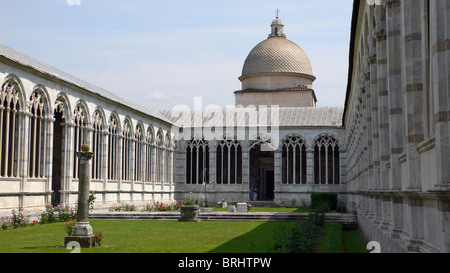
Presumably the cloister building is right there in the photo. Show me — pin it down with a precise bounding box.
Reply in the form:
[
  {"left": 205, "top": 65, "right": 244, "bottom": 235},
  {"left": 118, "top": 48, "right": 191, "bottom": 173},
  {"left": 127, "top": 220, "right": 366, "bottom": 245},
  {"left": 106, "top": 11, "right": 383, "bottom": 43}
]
[{"left": 0, "top": 0, "right": 449, "bottom": 253}]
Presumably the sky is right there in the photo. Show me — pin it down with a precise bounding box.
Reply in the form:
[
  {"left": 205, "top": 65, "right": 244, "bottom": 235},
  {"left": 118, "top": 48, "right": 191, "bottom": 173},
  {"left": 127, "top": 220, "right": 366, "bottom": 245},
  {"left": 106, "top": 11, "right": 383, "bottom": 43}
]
[{"left": 0, "top": 0, "right": 354, "bottom": 111}]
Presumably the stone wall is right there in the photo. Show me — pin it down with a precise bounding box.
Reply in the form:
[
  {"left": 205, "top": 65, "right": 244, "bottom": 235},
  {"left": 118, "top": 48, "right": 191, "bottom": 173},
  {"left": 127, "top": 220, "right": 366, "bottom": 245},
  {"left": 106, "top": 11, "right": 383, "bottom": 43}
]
[
  {"left": 343, "top": 0, "right": 450, "bottom": 253},
  {"left": 0, "top": 50, "right": 176, "bottom": 216}
]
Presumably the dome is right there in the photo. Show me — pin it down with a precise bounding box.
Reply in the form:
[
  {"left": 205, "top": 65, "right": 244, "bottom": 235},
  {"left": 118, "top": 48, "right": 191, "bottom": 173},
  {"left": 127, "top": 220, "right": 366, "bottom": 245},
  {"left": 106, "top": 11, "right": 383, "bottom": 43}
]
[
  {"left": 240, "top": 37, "right": 314, "bottom": 79},
  {"left": 271, "top": 17, "right": 283, "bottom": 25}
]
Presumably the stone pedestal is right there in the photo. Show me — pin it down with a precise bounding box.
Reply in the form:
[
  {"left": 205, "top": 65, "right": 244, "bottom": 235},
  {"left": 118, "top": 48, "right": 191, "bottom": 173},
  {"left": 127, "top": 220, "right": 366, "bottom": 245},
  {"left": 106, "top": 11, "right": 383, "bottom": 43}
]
[
  {"left": 237, "top": 203, "right": 248, "bottom": 212},
  {"left": 227, "top": 205, "right": 236, "bottom": 212},
  {"left": 64, "top": 235, "right": 98, "bottom": 248},
  {"left": 65, "top": 148, "right": 97, "bottom": 248},
  {"left": 179, "top": 205, "right": 200, "bottom": 222}
]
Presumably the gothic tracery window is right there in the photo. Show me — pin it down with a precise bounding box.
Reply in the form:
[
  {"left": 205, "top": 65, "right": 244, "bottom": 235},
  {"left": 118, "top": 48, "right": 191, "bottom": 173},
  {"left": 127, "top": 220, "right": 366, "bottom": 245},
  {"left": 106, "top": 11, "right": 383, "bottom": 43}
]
[
  {"left": 0, "top": 81, "right": 21, "bottom": 178},
  {"left": 122, "top": 119, "right": 133, "bottom": 181},
  {"left": 134, "top": 124, "right": 144, "bottom": 182},
  {"left": 28, "top": 90, "right": 48, "bottom": 179},
  {"left": 216, "top": 139, "right": 242, "bottom": 184},
  {"left": 155, "top": 130, "right": 163, "bottom": 183},
  {"left": 186, "top": 139, "right": 209, "bottom": 184},
  {"left": 91, "top": 110, "right": 104, "bottom": 180},
  {"left": 108, "top": 115, "right": 119, "bottom": 181},
  {"left": 314, "top": 135, "right": 340, "bottom": 185},
  {"left": 72, "top": 104, "right": 88, "bottom": 179},
  {"left": 144, "top": 127, "right": 154, "bottom": 182},
  {"left": 164, "top": 133, "right": 172, "bottom": 184},
  {"left": 282, "top": 135, "right": 307, "bottom": 184}
]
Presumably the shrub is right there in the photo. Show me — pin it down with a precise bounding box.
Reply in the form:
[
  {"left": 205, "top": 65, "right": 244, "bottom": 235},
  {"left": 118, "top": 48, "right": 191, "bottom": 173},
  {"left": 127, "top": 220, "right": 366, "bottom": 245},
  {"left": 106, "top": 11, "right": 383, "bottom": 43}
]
[
  {"left": 94, "top": 231, "right": 104, "bottom": 246},
  {"left": 40, "top": 204, "right": 57, "bottom": 224},
  {"left": 64, "top": 220, "right": 76, "bottom": 235},
  {"left": 11, "top": 208, "right": 28, "bottom": 228},
  {"left": 57, "top": 206, "right": 77, "bottom": 222},
  {"left": 273, "top": 210, "right": 326, "bottom": 253},
  {"left": 182, "top": 198, "right": 196, "bottom": 206},
  {"left": 311, "top": 193, "right": 338, "bottom": 212},
  {"left": 109, "top": 203, "right": 136, "bottom": 212},
  {"left": 39, "top": 204, "right": 77, "bottom": 224},
  {"left": 154, "top": 201, "right": 171, "bottom": 211},
  {"left": 1, "top": 216, "right": 12, "bottom": 230}
]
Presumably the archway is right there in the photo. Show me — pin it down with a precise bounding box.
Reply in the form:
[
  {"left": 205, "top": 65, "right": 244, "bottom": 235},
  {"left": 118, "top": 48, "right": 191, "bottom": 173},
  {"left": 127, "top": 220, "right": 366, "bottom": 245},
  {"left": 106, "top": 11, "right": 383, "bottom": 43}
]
[
  {"left": 51, "top": 99, "right": 67, "bottom": 206},
  {"left": 249, "top": 142, "right": 274, "bottom": 201}
]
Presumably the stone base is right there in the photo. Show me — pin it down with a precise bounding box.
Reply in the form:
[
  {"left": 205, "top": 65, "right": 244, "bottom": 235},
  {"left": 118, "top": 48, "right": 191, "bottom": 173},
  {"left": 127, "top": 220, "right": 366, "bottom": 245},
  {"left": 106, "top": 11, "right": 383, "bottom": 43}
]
[
  {"left": 64, "top": 235, "right": 98, "bottom": 248},
  {"left": 237, "top": 203, "right": 248, "bottom": 212},
  {"left": 199, "top": 208, "right": 214, "bottom": 213},
  {"left": 71, "top": 221, "right": 94, "bottom": 236},
  {"left": 179, "top": 206, "right": 200, "bottom": 222}
]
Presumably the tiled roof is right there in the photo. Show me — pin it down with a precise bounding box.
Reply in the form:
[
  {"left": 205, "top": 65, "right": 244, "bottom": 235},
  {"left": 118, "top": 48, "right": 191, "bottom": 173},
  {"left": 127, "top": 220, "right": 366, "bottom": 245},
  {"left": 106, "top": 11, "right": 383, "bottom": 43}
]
[
  {"left": 0, "top": 43, "right": 172, "bottom": 125},
  {"left": 161, "top": 107, "right": 343, "bottom": 128},
  {"left": 241, "top": 37, "right": 314, "bottom": 78}
]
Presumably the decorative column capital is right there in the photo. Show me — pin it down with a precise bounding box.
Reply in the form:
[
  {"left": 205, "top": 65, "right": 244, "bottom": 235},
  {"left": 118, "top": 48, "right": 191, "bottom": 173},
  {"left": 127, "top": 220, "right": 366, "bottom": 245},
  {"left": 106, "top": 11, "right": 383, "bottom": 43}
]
[{"left": 77, "top": 145, "right": 94, "bottom": 161}]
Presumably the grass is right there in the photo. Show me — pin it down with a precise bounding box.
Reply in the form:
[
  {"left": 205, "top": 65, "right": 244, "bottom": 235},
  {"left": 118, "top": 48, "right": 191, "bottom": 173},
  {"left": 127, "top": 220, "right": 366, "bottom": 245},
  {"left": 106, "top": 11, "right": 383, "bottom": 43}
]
[
  {"left": 320, "top": 222, "right": 344, "bottom": 253},
  {"left": 0, "top": 211, "right": 367, "bottom": 253},
  {"left": 319, "top": 222, "right": 368, "bottom": 253},
  {"left": 0, "top": 220, "right": 298, "bottom": 253}
]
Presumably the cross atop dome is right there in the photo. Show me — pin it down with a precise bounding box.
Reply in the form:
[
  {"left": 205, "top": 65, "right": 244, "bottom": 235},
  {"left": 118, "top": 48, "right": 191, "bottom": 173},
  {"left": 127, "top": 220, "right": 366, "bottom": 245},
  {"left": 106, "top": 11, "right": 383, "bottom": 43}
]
[{"left": 269, "top": 11, "right": 286, "bottom": 38}]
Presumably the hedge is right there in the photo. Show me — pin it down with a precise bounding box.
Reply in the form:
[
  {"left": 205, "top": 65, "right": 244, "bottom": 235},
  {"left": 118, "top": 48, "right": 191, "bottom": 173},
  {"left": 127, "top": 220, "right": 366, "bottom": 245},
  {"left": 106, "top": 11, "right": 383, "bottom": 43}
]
[{"left": 311, "top": 193, "right": 338, "bottom": 211}]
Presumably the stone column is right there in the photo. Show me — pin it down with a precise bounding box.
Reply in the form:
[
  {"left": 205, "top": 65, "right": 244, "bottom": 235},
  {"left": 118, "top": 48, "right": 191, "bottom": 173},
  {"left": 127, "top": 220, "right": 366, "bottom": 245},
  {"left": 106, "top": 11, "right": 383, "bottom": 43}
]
[
  {"left": 386, "top": 0, "right": 404, "bottom": 192},
  {"left": 241, "top": 141, "right": 250, "bottom": 200},
  {"left": 375, "top": 6, "right": 391, "bottom": 191},
  {"left": 306, "top": 149, "right": 314, "bottom": 184},
  {"left": 65, "top": 146, "right": 97, "bottom": 248},
  {"left": 273, "top": 149, "right": 282, "bottom": 203},
  {"left": 430, "top": 0, "right": 450, "bottom": 190},
  {"left": 368, "top": 37, "right": 381, "bottom": 193},
  {"left": 401, "top": 0, "right": 425, "bottom": 191}
]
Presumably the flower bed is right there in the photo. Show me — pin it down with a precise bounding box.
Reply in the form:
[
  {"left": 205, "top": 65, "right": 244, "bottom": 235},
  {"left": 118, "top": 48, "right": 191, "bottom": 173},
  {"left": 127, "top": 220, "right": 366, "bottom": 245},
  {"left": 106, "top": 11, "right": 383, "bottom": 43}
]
[{"left": 1, "top": 204, "right": 77, "bottom": 230}]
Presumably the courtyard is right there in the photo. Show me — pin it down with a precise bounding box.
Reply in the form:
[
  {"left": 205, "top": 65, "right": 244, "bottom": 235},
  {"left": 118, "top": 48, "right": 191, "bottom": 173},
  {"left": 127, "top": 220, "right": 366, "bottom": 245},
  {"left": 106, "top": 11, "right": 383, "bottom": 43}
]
[{"left": 0, "top": 206, "right": 367, "bottom": 253}]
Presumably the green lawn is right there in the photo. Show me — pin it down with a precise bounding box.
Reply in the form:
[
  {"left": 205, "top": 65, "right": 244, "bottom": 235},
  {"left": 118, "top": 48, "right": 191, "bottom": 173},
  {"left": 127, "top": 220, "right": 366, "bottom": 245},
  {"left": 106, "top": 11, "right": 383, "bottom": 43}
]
[
  {"left": 0, "top": 220, "right": 297, "bottom": 253},
  {"left": 0, "top": 219, "right": 367, "bottom": 253},
  {"left": 319, "top": 222, "right": 368, "bottom": 253}
]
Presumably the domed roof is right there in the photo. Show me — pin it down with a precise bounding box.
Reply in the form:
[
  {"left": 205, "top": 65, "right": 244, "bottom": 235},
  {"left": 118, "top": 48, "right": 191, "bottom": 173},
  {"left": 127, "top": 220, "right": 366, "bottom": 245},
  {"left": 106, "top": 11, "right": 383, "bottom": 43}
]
[
  {"left": 240, "top": 37, "right": 314, "bottom": 78},
  {"left": 271, "top": 17, "right": 283, "bottom": 26},
  {"left": 240, "top": 16, "right": 314, "bottom": 79}
]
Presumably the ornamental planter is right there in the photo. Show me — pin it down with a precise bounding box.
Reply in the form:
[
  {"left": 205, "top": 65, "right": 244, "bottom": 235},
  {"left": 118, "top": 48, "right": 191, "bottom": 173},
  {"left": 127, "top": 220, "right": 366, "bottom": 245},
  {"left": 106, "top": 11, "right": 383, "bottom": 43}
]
[{"left": 178, "top": 205, "right": 200, "bottom": 222}]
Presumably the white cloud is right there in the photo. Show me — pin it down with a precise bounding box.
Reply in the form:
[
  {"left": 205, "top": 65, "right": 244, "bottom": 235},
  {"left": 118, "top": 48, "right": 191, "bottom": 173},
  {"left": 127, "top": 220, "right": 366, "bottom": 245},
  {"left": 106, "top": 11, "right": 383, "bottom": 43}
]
[{"left": 66, "top": 0, "right": 81, "bottom": 6}]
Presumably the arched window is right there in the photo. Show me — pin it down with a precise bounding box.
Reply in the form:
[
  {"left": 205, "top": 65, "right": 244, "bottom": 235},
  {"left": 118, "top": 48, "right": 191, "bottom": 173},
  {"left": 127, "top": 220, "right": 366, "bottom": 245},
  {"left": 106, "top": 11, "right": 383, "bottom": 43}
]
[
  {"left": 155, "top": 130, "right": 163, "bottom": 183},
  {"left": 134, "top": 124, "right": 144, "bottom": 182},
  {"left": 164, "top": 133, "right": 172, "bottom": 184},
  {"left": 0, "top": 81, "right": 21, "bottom": 178},
  {"left": 72, "top": 104, "right": 88, "bottom": 179},
  {"left": 216, "top": 139, "right": 242, "bottom": 184},
  {"left": 314, "top": 135, "right": 340, "bottom": 185},
  {"left": 108, "top": 115, "right": 119, "bottom": 181},
  {"left": 186, "top": 139, "right": 209, "bottom": 184},
  {"left": 28, "top": 90, "right": 48, "bottom": 178},
  {"left": 144, "top": 127, "right": 154, "bottom": 182},
  {"left": 282, "top": 135, "right": 307, "bottom": 184},
  {"left": 91, "top": 110, "right": 104, "bottom": 180},
  {"left": 122, "top": 119, "right": 133, "bottom": 181}
]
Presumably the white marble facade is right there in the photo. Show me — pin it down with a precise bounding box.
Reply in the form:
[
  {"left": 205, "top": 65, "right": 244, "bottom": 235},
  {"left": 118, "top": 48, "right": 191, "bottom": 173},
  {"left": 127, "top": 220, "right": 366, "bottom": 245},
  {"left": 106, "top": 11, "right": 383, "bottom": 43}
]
[
  {"left": 0, "top": 45, "right": 176, "bottom": 212},
  {"left": 1, "top": 0, "right": 449, "bottom": 253},
  {"left": 344, "top": 0, "right": 449, "bottom": 252}
]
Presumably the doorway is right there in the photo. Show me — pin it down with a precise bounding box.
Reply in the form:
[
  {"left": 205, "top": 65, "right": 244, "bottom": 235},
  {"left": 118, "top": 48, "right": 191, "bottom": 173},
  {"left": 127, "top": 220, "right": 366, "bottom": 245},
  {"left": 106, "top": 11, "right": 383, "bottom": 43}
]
[
  {"left": 249, "top": 143, "right": 274, "bottom": 201},
  {"left": 51, "top": 110, "right": 65, "bottom": 206}
]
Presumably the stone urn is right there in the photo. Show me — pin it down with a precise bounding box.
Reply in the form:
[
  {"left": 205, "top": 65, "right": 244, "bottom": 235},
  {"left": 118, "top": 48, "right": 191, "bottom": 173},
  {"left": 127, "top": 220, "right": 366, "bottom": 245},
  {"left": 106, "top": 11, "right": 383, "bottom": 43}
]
[{"left": 179, "top": 205, "right": 200, "bottom": 222}]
